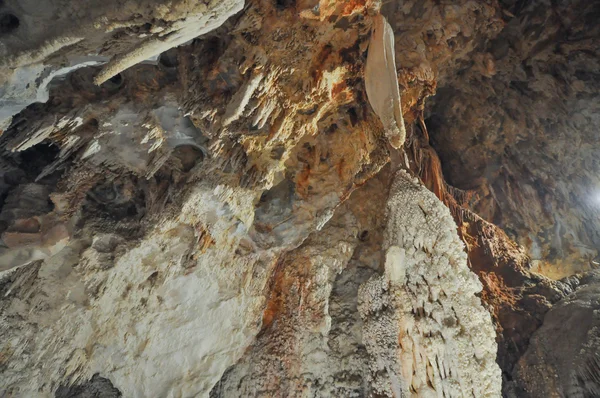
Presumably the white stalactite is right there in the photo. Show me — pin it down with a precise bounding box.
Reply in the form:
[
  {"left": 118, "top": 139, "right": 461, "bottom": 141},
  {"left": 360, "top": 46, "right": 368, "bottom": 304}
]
[
  {"left": 94, "top": 0, "right": 245, "bottom": 85},
  {"left": 364, "top": 14, "right": 406, "bottom": 149}
]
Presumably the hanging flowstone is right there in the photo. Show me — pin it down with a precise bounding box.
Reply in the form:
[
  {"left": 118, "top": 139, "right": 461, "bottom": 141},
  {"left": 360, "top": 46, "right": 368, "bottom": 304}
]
[{"left": 364, "top": 14, "right": 406, "bottom": 149}]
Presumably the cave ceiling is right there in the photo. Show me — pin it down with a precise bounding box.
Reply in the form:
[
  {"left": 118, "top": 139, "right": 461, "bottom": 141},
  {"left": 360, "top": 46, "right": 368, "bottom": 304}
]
[{"left": 0, "top": 0, "right": 599, "bottom": 396}]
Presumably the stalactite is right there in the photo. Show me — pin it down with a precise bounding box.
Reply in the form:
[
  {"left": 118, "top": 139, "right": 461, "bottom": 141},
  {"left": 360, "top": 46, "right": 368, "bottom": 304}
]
[{"left": 364, "top": 14, "right": 406, "bottom": 149}]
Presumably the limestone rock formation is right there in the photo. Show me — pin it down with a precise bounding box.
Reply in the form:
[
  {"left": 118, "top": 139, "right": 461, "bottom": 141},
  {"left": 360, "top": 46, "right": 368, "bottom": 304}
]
[
  {"left": 212, "top": 171, "right": 501, "bottom": 397},
  {"left": 423, "top": 0, "right": 600, "bottom": 278},
  {"left": 508, "top": 270, "right": 600, "bottom": 397},
  {"left": 0, "top": 0, "right": 598, "bottom": 397},
  {"left": 375, "top": 171, "right": 501, "bottom": 397},
  {"left": 365, "top": 15, "right": 406, "bottom": 149},
  {"left": 0, "top": 0, "right": 244, "bottom": 129}
]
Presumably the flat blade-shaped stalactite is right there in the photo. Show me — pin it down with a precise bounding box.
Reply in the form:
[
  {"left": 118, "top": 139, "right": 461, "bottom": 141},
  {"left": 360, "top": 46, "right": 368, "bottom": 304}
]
[{"left": 364, "top": 14, "right": 406, "bottom": 149}]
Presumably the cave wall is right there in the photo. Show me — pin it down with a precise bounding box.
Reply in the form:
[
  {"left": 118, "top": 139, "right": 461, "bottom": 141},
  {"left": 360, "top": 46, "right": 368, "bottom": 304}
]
[{"left": 425, "top": 0, "right": 600, "bottom": 279}]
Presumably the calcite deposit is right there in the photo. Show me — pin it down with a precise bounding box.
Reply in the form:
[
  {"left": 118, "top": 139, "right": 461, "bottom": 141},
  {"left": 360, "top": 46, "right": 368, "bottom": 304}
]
[{"left": 0, "top": 0, "right": 598, "bottom": 397}]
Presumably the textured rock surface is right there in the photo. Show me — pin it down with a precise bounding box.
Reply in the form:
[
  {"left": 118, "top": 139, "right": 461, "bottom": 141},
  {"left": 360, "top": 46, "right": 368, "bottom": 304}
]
[
  {"left": 508, "top": 270, "right": 600, "bottom": 397},
  {"left": 213, "top": 171, "right": 501, "bottom": 397},
  {"left": 55, "top": 374, "right": 122, "bottom": 398},
  {"left": 0, "top": 170, "right": 279, "bottom": 396},
  {"left": 361, "top": 171, "right": 501, "bottom": 397},
  {"left": 211, "top": 198, "right": 364, "bottom": 397},
  {"left": 459, "top": 213, "right": 571, "bottom": 385},
  {"left": 423, "top": 0, "right": 600, "bottom": 278},
  {"left": 0, "top": 0, "right": 243, "bottom": 128},
  {"left": 210, "top": 169, "right": 387, "bottom": 397},
  {"left": 0, "top": 0, "right": 599, "bottom": 396}
]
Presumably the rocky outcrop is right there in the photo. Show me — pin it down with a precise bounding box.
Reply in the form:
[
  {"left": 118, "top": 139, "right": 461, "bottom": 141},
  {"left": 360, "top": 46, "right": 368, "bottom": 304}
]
[
  {"left": 508, "top": 270, "right": 600, "bottom": 397},
  {"left": 0, "top": 170, "right": 279, "bottom": 396},
  {"left": 0, "top": 0, "right": 244, "bottom": 129},
  {"left": 459, "top": 212, "right": 573, "bottom": 391},
  {"left": 212, "top": 170, "right": 500, "bottom": 397},
  {"left": 210, "top": 194, "right": 365, "bottom": 397},
  {"left": 210, "top": 167, "right": 391, "bottom": 397},
  {"left": 55, "top": 374, "right": 122, "bottom": 398}
]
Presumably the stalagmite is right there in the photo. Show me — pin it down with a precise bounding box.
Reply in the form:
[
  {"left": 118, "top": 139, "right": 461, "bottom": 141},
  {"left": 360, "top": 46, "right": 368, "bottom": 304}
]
[{"left": 358, "top": 171, "right": 502, "bottom": 397}]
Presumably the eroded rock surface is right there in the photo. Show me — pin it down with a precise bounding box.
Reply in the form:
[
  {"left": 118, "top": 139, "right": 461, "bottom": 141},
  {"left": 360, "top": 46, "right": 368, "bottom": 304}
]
[
  {"left": 213, "top": 171, "right": 501, "bottom": 397},
  {"left": 424, "top": 0, "right": 600, "bottom": 278},
  {"left": 508, "top": 270, "right": 600, "bottom": 397},
  {"left": 0, "top": 0, "right": 244, "bottom": 129}
]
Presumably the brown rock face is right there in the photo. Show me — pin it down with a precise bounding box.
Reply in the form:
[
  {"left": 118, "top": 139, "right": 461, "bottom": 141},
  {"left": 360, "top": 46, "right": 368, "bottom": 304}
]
[
  {"left": 0, "top": 0, "right": 599, "bottom": 396},
  {"left": 508, "top": 271, "right": 600, "bottom": 397},
  {"left": 459, "top": 214, "right": 572, "bottom": 388},
  {"left": 424, "top": 0, "right": 600, "bottom": 279}
]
